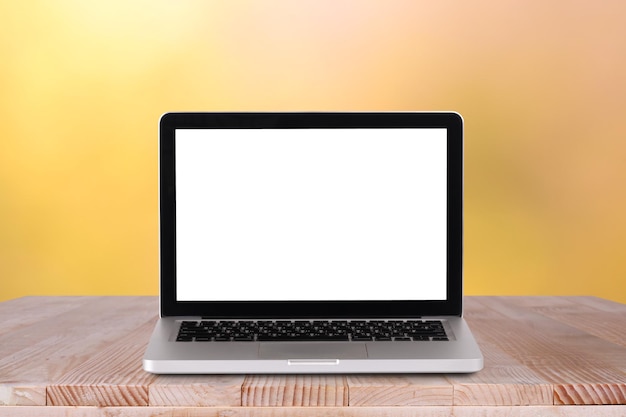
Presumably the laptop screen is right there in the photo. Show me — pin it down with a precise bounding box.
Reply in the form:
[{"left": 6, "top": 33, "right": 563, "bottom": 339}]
[
  {"left": 174, "top": 127, "right": 447, "bottom": 302},
  {"left": 159, "top": 112, "right": 463, "bottom": 318}
]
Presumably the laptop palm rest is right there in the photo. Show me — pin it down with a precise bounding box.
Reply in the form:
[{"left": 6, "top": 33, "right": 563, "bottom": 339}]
[{"left": 259, "top": 342, "right": 367, "bottom": 359}]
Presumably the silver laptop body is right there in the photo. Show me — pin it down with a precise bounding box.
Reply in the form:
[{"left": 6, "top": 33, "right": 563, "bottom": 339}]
[{"left": 143, "top": 112, "right": 483, "bottom": 374}]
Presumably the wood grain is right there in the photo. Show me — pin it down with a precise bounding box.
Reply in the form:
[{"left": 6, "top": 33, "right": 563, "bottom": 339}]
[
  {"left": 451, "top": 297, "right": 554, "bottom": 406},
  {"left": 0, "top": 296, "right": 158, "bottom": 406},
  {"left": 2, "top": 406, "right": 626, "bottom": 417},
  {"left": 346, "top": 375, "right": 452, "bottom": 406},
  {"left": 149, "top": 375, "right": 245, "bottom": 406},
  {"left": 531, "top": 297, "right": 626, "bottom": 348},
  {"left": 0, "top": 385, "right": 45, "bottom": 406},
  {"left": 241, "top": 375, "right": 349, "bottom": 406},
  {"left": 46, "top": 314, "right": 158, "bottom": 406},
  {"left": 1, "top": 295, "right": 625, "bottom": 414},
  {"left": 466, "top": 296, "right": 626, "bottom": 405}
]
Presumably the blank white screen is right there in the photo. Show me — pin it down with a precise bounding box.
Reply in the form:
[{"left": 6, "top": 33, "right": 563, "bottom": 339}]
[{"left": 175, "top": 128, "right": 447, "bottom": 301}]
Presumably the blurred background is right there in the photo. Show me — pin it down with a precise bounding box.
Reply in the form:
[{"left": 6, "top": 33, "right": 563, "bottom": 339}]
[{"left": 1, "top": 1, "right": 625, "bottom": 303}]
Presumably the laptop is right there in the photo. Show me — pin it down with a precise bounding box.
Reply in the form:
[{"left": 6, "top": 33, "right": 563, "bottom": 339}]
[{"left": 143, "top": 112, "right": 483, "bottom": 374}]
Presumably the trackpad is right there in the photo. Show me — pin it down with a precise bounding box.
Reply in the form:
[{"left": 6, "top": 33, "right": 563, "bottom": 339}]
[{"left": 259, "top": 342, "right": 367, "bottom": 359}]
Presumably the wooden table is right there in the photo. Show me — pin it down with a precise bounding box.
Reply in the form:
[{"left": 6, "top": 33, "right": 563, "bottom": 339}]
[{"left": 0, "top": 296, "right": 625, "bottom": 416}]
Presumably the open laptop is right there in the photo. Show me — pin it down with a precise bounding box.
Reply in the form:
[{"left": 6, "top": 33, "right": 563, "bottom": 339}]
[{"left": 143, "top": 112, "right": 483, "bottom": 374}]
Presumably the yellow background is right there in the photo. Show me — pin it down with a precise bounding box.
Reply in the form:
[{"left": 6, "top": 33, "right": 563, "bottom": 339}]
[{"left": 2, "top": 1, "right": 625, "bottom": 303}]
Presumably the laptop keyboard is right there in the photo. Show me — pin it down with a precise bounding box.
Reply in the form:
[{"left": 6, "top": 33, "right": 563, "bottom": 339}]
[{"left": 176, "top": 319, "right": 449, "bottom": 342}]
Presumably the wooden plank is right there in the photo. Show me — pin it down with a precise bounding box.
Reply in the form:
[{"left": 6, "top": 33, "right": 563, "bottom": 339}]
[
  {"left": 0, "top": 302, "right": 53, "bottom": 406},
  {"left": 489, "top": 296, "right": 577, "bottom": 309},
  {"left": 0, "top": 297, "right": 103, "bottom": 374},
  {"left": 452, "top": 366, "right": 554, "bottom": 406},
  {"left": 47, "top": 317, "right": 158, "bottom": 406},
  {"left": 2, "top": 406, "right": 626, "bottom": 417},
  {"left": 0, "top": 385, "right": 45, "bottom": 406},
  {"left": 0, "top": 296, "right": 95, "bottom": 335},
  {"left": 564, "top": 296, "right": 626, "bottom": 313},
  {"left": 241, "top": 375, "right": 349, "bottom": 406},
  {"left": 554, "top": 384, "right": 626, "bottom": 406},
  {"left": 469, "top": 297, "right": 626, "bottom": 405},
  {"left": 528, "top": 297, "right": 626, "bottom": 348},
  {"left": 451, "top": 297, "right": 554, "bottom": 406},
  {"left": 527, "top": 298, "right": 626, "bottom": 405},
  {"left": 346, "top": 375, "right": 452, "bottom": 406},
  {"left": 148, "top": 375, "right": 245, "bottom": 406},
  {"left": 0, "top": 296, "right": 158, "bottom": 405}
]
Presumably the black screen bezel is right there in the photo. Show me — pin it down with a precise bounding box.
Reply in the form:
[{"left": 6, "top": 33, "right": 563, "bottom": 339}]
[{"left": 159, "top": 112, "right": 463, "bottom": 318}]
